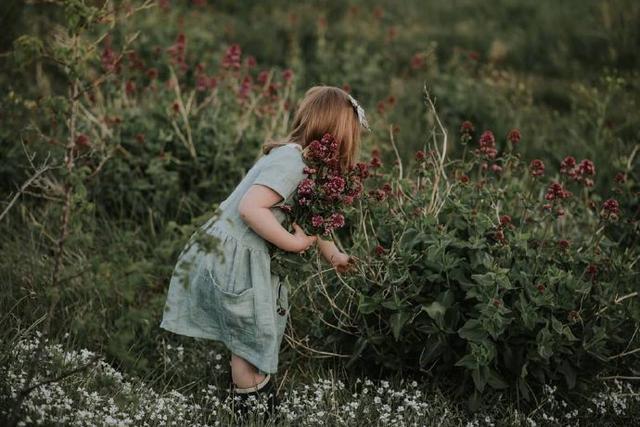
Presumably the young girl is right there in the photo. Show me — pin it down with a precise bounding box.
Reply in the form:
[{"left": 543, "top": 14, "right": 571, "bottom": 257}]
[{"left": 160, "top": 85, "right": 367, "bottom": 412}]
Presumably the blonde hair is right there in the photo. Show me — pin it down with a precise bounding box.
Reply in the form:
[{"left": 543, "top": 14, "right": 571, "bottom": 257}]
[{"left": 261, "top": 85, "right": 363, "bottom": 171}]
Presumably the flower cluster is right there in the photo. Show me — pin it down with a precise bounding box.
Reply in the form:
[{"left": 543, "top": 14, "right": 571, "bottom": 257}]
[
  {"left": 278, "top": 133, "right": 368, "bottom": 237},
  {"left": 560, "top": 156, "right": 596, "bottom": 186},
  {"left": 475, "top": 130, "right": 497, "bottom": 159}
]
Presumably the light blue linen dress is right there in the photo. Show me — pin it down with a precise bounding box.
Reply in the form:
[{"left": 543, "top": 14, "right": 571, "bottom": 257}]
[{"left": 160, "top": 143, "right": 307, "bottom": 374}]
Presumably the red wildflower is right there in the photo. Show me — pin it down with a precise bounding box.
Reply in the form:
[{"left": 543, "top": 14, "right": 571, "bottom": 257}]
[
  {"left": 75, "top": 134, "right": 91, "bottom": 149},
  {"left": 297, "top": 178, "right": 316, "bottom": 197},
  {"left": 579, "top": 159, "right": 595, "bottom": 176},
  {"left": 381, "top": 183, "right": 392, "bottom": 194},
  {"left": 411, "top": 53, "right": 424, "bottom": 70},
  {"left": 536, "top": 284, "right": 545, "bottom": 293},
  {"left": 375, "top": 244, "right": 385, "bottom": 256},
  {"left": 507, "top": 128, "right": 521, "bottom": 144},
  {"left": 459, "top": 175, "right": 469, "bottom": 184},
  {"left": 222, "top": 44, "right": 242, "bottom": 70},
  {"left": 368, "top": 189, "right": 387, "bottom": 201},
  {"left": 370, "top": 157, "right": 382, "bottom": 168},
  {"left": 238, "top": 75, "right": 252, "bottom": 99},
  {"left": 500, "top": 215, "right": 511, "bottom": 226},
  {"left": 558, "top": 240, "right": 570, "bottom": 249},
  {"left": 282, "top": 68, "right": 294, "bottom": 83},
  {"left": 146, "top": 68, "right": 159, "bottom": 80},
  {"left": 476, "top": 130, "right": 497, "bottom": 159},
  {"left": 529, "top": 159, "right": 545, "bottom": 177},
  {"left": 311, "top": 215, "right": 324, "bottom": 228},
  {"left": 415, "top": 150, "right": 426, "bottom": 161},
  {"left": 135, "top": 133, "right": 145, "bottom": 144},
  {"left": 615, "top": 172, "right": 627, "bottom": 184},
  {"left": 324, "top": 175, "right": 347, "bottom": 199},
  {"left": 460, "top": 121, "right": 475, "bottom": 133},
  {"left": 245, "top": 55, "right": 257, "bottom": 68},
  {"left": 602, "top": 198, "right": 620, "bottom": 219},
  {"left": 586, "top": 264, "right": 598, "bottom": 281},
  {"left": 125, "top": 80, "right": 136, "bottom": 96},
  {"left": 545, "top": 182, "right": 572, "bottom": 201}
]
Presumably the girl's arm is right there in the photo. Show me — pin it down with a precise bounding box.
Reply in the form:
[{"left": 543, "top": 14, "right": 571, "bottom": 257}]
[
  {"left": 238, "top": 184, "right": 317, "bottom": 253},
  {"left": 317, "top": 235, "right": 356, "bottom": 273}
]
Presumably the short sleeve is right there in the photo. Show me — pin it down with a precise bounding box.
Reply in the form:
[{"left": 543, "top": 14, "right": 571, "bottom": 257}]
[{"left": 253, "top": 146, "right": 306, "bottom": 204}]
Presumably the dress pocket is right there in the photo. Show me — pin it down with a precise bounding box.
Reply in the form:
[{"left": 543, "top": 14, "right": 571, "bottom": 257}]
[{"left": 208, "top": 270, "right": 257, "bottom": 340}]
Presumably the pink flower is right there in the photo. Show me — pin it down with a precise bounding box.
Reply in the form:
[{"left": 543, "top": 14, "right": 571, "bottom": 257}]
[
  {"left": 328, "top": 212, "right": 345, "bottom": 228},
  {"left": 297, "top": 178, "right": 316, "bottom": 197},
  {"left": 311, "top": 215, "right": 324, "bottom": 228},
  {"left": 323, "top": 175, "right": 346, "bottom": 199}
]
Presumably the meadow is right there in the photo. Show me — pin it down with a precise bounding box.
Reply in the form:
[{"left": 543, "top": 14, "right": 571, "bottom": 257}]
[{"left": 1, "top": 1, "right": 639, "bottom": 425}]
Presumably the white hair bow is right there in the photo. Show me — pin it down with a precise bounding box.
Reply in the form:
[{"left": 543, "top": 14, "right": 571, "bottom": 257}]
[{"left": 347, "top": 94, "right": 371, "bottom": 132}]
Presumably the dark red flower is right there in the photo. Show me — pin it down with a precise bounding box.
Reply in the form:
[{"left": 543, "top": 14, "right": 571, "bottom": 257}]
[
  {"left": 410, "top": 53, "right": 424, "bottom": 70},
  {"left": 615, "top": 172, "right": 627, "bottom": 184},
  {"left": 459, "top": 175, "right": 469, "bottom": 184},
  {"left": 282, "top": 68, "right": 294, "bottom": 83},
  {"left": 500, "top": 215, "right": 511, "bottom": 226},
  {"left": 311, "top": 215, "right": 324, "bottom": 228},
  {"left": 586, "top": 264, "right": 598, "bottom": 281},
  {"left": 529, "top": 159, "right": 545, "bottom": 177},
  {"left": 146, "top": 68, "right": 159, "bottom": 80},
  {"left": 238, "top": 75, "right": 252, "bottom": 99},
  {"left": 368, "top": 189, "right": 387, "bottom": 201},
  {"left": 415, "top": 150, "right": 426, "bottom": 161},
  {"left": 135, "top": 133, "right": 145, "bottom": 144},
  {"left": 381, "top": 183, "right": 392, "bottom": 194},
  {"left": 507, "top": 128, "right": 521, "bottom": 144},
  {"left": 558, "top": 239, "right": 570, "bottom": 249},
  {"left": 375, "top": 244, "right": 385, "bottom": 256},
  {"left": 460, "top": 121, "right": 475, "bottom": 133},
  {"left": 323, "top": 175, "right": 346, "bottom": 199},
  {"left": 75, "top": 134, "right": 91, "bottom": 149},
  {"left": 370, "top": 157, "right": 382, "bottom": 168},
  {"left": 476, "top": 130, "right": 497, "bottom": 159},
  {"left": 579, "top": 159, "right": 595, "bottom": 176},
  {"left": 536, "top": 283, "right": 545, "bottom": 293},
  {"left": 125, "top": 80, "right": 136, "bottom": 96},
  {"left": 245, "top": 55, "right": 257, "bottom": 68},
  {"left": 222, "top": 44, "right": 242, "bottom": 70},
  {"left": 602, "top": 198, "right": 620, "bottom": 219},
  {"left": 297, "top": 178, "right": 316, "bottom": 197},
  {"left": 545, "top": 182, "right": 572, "bottom": 201}
]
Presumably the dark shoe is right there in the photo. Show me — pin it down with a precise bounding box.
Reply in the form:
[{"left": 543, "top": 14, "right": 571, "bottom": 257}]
[{"left": 232, "top": 374, "right": 279, "bottom": 423}]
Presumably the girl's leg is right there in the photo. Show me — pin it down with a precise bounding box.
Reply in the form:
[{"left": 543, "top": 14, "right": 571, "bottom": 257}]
[{"left": 230, "top": 353, "right": 266, "bottom": 388}]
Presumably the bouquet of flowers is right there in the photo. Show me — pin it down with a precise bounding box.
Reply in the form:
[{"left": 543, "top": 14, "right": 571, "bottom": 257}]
[{"left": 268, "top": 132, "right": 370, "bottom": 275}]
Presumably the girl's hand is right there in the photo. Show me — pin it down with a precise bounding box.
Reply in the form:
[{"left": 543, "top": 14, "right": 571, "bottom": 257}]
[
  {"left": 291, "top": 222, "right": 318, "bottom": 254},
  {"left": 330, "top": 252, "right": 357, "bottom": 274}
]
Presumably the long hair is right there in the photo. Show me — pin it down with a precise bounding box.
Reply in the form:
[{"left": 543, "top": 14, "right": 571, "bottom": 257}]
[{"left": 261, "top": 85, "right": 363, "bottom": 171}]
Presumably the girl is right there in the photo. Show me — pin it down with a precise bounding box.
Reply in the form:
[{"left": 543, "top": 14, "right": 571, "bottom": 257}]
[{"left": 159, "top": 85, "right": 367, "bottom": 413}]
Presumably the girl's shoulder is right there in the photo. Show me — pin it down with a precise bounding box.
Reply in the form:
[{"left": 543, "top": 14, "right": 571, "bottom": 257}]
[{"left": 264, "top": 143, "right": 305, "bottom": 164}]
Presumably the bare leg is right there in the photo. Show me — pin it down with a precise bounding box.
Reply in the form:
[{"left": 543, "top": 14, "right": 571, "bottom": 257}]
[{"left": 230, "top": 353, "right": 266, "bottom": 388}]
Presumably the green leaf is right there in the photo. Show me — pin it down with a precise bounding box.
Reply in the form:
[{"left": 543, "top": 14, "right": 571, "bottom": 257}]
[
  {"left": 358, "top": 294, "right": 379, "bottom": 314},
  {"left": 422, "top": 301, "right": 446, "bottom": 320},
  {"left": 390, "top": 311, "right": 411, "bottom": 341},
  {"left": 458, "top": 319, "right": 488, "bottom": 342}
]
